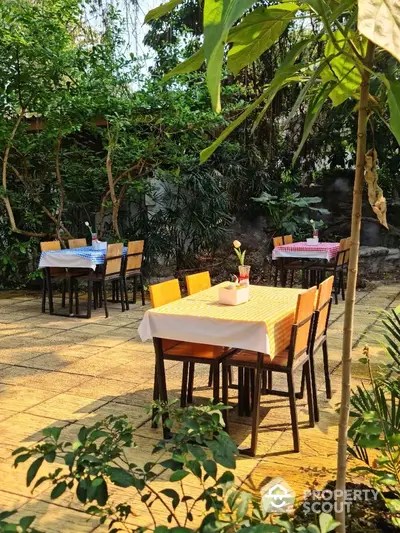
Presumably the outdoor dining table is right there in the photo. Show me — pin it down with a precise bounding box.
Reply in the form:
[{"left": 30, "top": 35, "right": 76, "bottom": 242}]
[
  {"left": 138, "top": 283, "right": 304, "bottom": 435},
  {"left": 38, "top": 245, "right": 127, "bottom": 318},
  {"left": 272, "top": 241, "right": 340, "bottom": 288},
  {"left": 272, "top": 241, "right": 340, "bottom": 261}
]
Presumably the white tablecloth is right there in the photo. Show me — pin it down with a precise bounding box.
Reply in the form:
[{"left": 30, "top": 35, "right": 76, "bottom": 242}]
[
  {"left": 39, "top": 247, "right": 106, "bottom": 270},
  {"left": 138, "top": 284, "right": 303, "bottom": 357},
  {"left": 39, "top": 246, "right": 127, "bottom": 271}
]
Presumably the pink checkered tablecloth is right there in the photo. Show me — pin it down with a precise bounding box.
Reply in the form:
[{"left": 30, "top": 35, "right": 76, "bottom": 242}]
[{"left": 272, "top": 242, "right": 340, "bottom": 261}]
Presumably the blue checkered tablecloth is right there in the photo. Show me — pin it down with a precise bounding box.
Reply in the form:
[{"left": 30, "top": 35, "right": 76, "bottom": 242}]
[{"left": 39, "top": 246, "right": 126, "bottom": 270}]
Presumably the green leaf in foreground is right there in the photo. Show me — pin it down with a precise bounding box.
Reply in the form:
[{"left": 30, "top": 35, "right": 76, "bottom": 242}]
[{"left": 144, "top": 0, "right": 184, "bottom": 23}]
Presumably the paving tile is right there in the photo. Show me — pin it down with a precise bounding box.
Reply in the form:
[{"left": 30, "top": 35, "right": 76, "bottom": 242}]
[
  {"left": 0, "top": 384, "right": 59, "bottom": 411},
  {"left": 66, "top": 376, "right": 142, "bottom": 401},
  {"left": 0, "top": 490, "right": 29, "bottom": 511},
  {"left": 26, "top": 393, "right": 109, "bottom": 422},
  {"left": 0, "top": 412, "right": 67, "bottom": 447},
  {"left": 0, "top": 284, "right": 398, "bottom": 531},
  {"left": 9, "top": 499, "right": 100, "bottom": 533},
  {"left": 0, "top": 367, "right": 88, "bottom": 392}
]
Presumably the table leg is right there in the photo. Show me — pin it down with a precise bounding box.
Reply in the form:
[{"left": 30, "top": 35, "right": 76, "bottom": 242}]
[
  {"left": 86, "top": 271, "right": 93, "bottom": 319},
  {"left": 45, "top": 268, "right": 54, "bottom": 314},
  {"left": 153, "top": 337, "right": 170, "bottom": 439}
]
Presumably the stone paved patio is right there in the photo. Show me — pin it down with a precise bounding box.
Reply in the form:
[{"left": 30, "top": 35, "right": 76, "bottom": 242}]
[{"left": 0, "top": 283, "right": 399, "bottom": 532}]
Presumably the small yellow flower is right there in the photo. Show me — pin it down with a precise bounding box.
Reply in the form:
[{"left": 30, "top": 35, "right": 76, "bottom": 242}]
[{"left": 233, "top": 240, "right": 241, "bottom": 249}]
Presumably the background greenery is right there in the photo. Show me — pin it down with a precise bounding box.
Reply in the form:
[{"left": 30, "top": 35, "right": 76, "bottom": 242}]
[{"left": 1, "top": 0, "right": 399, "bottom": 288}]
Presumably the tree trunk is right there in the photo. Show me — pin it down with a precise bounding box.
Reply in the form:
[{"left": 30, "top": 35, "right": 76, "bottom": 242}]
[
  {"left": 335, "top": 40, "right": 375, "bottom": 532},
  {"left": 1, "top": 108, "right": 25, "bottom": 232},
  {"left": 105, "top": 147, "right": 120, "bottom": 238},
  {"left": 55, "top": 134, "right": 65, "bottom": 240}
]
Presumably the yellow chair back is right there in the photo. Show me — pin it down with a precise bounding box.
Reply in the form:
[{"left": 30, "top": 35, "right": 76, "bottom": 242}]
[
  {"left": 68, "top": 238, "right": 87, "bottom": 249},
  {"left": 293, "top": 286, "right": 317, "bottom": 356},
  {"left": 186, "top": 271, "right": 211, "bottom": 295},
  {"left": 40, "top": 241, "right": 61, "bottom": 252},
  {"left": 273, "top": 236, "right": 284, "bottom": 248},
  {"left": 284, "top": 235, "right": 293, "bottom": 244},
  {"left": 315, "top": 276, "right": 334, "bottom": 338},
  {"left": 150, "top": 279, "right": 181, "bottom": 308}
]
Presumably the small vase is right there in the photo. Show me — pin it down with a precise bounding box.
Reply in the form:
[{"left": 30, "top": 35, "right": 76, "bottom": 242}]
[{"left": 238, "top": 265, "right": 250, "bottom": 286}]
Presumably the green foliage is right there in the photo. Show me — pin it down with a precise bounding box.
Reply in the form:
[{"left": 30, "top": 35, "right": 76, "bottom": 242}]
[
  {"left": 348, "top": 309, "right": 400, "bottom": 527},
  {"left": 0, "top": 511, "right": 41, "bottom": 533},
  {"left": 10, "top": 403, "right": 331, "bottom": 533},
  {"left": 253, "top": 191, "right": 329, "bottom": 241}
]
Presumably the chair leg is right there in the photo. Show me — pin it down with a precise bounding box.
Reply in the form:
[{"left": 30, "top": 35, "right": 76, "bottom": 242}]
[
  {"left": 119, "top": 279, "right": 125, "bottom": 312},
  {"left": 250, "top": 369, "right": 255, "bottom": 412},
  {"left": 46, "top": 269, "right": 54, "bottom": 314},
  {"left": 153, "top": 338, "right": 170, "bottom": 439},
  {"left": 322, "top": 340, "right": 332, "bottom": 399},
  {"left": 103, "top": 281, "right": 109, "bottom": 319},
  {"left": 42, "top": 277, "right": 47, "bottom": 313},
  {"left": 287, "top": 372, "right": 300, "bottom": 452},
  {"left": 309, "top": 351, "right": 319, "bottom": 423},
  {"left": 297, "top": 368, "right": 305, "bottom": 400},
  {"left": 87, "top": 273, "right": 93, "bottom": 319},
  {"left": 222, "top": 363, "right": 230, "bottom": 431},
  {"left": 208, "top": 367, "right": 213, "bottom": 387},
  {"left": 140, "top": 273, "right": 145, "bottom": 306},
  {"left": 180, "top": 362, "right": 189, "bottom": 408},
  {"left": 244, "top": 368, "right": 251, "bottom": 416},
  {"left": 304, "top": 361, "right": 315, "bottom": 428},
  {"left": 290, "top": 269, "right": 294, "bottom": 288},
  {"left": 238, "top": 367, "right": 244, "bottom": 416},
  {"left": 123, "top": 277, "right": 129, "bottom": 311},
  {"left": 212, "top": 363, "right": 220, "bottom": 403},
  {"left": 68, "top": 278, "right": 73, "bottom": 316},
  {"left": 334, "top": 273, "right": 339, "bottom": 305},
  {"left": 151, "top": 360, "right": 159, "bottom": 428},
  {"left": 75, "top": 278, "right": 79, "bottom": 315},
  {"left": 249, "top": 354, "right": 263, "bottom": 456},
  {"left": 133, "top": 276, "right": 137, "bottom": 304},
  {"left": 93, "top": 283, "right": 98, "bottom": 310},
  {"left": 62, "top": 279, "right": 66, "bottom": 308},
  {"left": 340, "top": 270, "right": 345, "bottom": 300},
  {"left": 187, "top": 362, "right": 195, "bottom": 404}
]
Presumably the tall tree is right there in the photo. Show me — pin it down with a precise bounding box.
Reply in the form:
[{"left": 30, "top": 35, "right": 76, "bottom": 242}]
[{"left": 146, "top": 1, "right": 400, "bottom": 530}]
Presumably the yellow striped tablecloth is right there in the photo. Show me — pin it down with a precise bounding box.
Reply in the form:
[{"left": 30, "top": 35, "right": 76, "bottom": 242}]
[{"left": 138, "top": 284, "right": 304, "bottom": 358}]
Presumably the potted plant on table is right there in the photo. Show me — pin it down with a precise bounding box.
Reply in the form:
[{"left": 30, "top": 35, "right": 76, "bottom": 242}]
[{"left": 233, "top": 240, "right": 250, "bottom": 285}]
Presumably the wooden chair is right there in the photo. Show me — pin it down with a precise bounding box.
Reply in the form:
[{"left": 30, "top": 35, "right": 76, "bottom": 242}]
[
  {"left": 307, "top": 238, "right": 350, "bottom": 303},
  {"left": 222, "top": 286, "right": 317, "bottom": 456},
  {"left": 273, "top": 235, "right": 306, "bottom": 288},
  {"left": 40, "top": 241, "right": 68, "bottom": 313},
  {"left": 298, "top": 276, "right": 334, "bottom": 422},
  {"left": 150, "top": 279, "right": 236, "bottom": 414},
  {"left": 186, "top": 271, "right": 211, "bottom": 295},
  {"left": 185, "top": 271, "right": 214, "bottom": 394},
  {"left": 272, "top": 236, "right": 284, "bottom": 286},
  {"left": 68, "top": 238, "right": 87, "bottom": 248},
  {"left": 123, "top": 240, "right": 145, "bottom": 309},
  {"left": 77, "top": 243, "right": 125, "bottom": 318}
]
